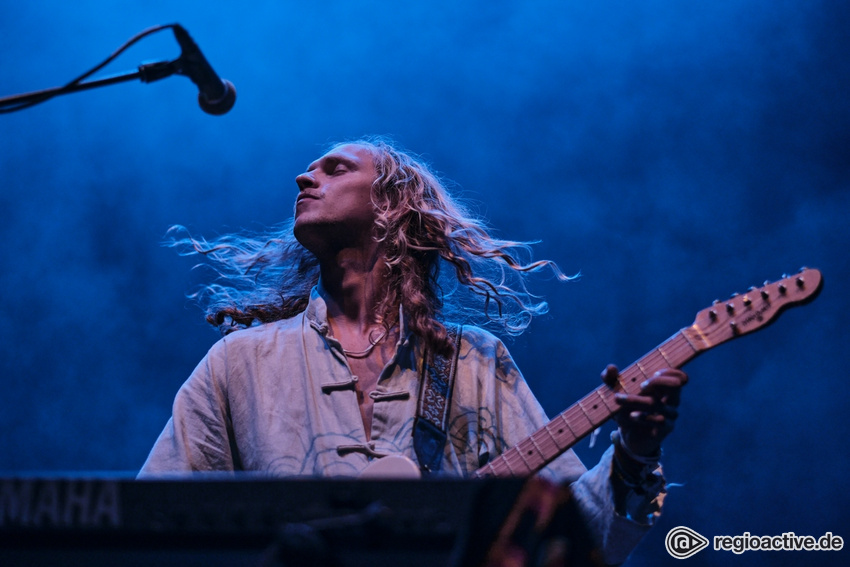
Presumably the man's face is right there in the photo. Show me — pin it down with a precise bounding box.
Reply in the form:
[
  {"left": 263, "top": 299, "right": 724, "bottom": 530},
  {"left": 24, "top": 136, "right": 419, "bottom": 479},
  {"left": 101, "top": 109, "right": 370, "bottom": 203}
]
[{"left": 293, "top": 144, "right": 379, "bottom": 254}]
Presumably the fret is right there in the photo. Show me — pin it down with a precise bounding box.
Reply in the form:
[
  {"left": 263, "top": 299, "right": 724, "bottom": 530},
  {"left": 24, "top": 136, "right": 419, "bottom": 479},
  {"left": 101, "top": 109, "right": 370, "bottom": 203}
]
[
  {"left": 543, "top": 422, "right": 565, "bottom": 450},
  {"left": 515, "top": 441, "right": 534, "bottom": 472},
  {"left": 563, "top": 407, "right": 593, "bottom": 437},
  {"left": 479, "top": 459, "right": 499, "bottom": 478},
  {"left": 577, "top": 399, "right": 603, "bottom": 427},
  {"left": 663, "top": 336, "right": 689, "bottom": 367},
  {"left": 474, "top": 460, "right": 496, "bottom": 478},
  {"left": 657, "top": 345, "right": 673, "bottom": 366},
  {"left": 529, "top": 433, "right": 547, "bottom": 457},
  {"left": 679, "top": 329, "right": 701, "bottom": 353},
  {"left": 594, "top": 388, "right": 617, "bottom": 413},
  {"left": 616, "top": 368, "right": 640, "bottom": 395},
  {"left": 672, "top": 335, "right": 700, "bottom": 367},
  {"left": 686, "top": 323, "right": 710, "bottom": 350},
  {"left": 487, "top": 460, "right": 500, "bottom": 477},
  {"left": 501, "top": 453, "right": 517, "bottom": 475},
  {"left": 557, "top": 412, "right": 580, "bottom": 441}
]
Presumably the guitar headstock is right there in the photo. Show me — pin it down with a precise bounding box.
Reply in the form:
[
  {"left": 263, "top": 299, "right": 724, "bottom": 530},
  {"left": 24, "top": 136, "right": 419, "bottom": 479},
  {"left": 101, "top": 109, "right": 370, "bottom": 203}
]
[{"left": 691, "top": 268, "right": 823, "bottom": 348}]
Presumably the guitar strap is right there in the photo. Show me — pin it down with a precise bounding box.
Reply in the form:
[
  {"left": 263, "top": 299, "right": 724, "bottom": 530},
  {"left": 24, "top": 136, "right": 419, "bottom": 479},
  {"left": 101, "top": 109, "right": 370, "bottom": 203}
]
[{"left": 413, "top": 324, "right": 462, "bottom": 476}]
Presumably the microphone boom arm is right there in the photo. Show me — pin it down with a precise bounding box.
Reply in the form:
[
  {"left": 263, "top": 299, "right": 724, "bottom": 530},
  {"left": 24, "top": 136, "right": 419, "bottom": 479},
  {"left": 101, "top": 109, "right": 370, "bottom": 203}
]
[{"left": 0, "top": 60, "right": 180, "bottom": 111}]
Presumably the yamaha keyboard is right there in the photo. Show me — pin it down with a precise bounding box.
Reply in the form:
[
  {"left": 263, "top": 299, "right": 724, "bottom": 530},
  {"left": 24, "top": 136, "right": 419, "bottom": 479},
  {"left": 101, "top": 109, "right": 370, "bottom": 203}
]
[{"left": 0, "top": 475, "right": 533, "bottom": 566}]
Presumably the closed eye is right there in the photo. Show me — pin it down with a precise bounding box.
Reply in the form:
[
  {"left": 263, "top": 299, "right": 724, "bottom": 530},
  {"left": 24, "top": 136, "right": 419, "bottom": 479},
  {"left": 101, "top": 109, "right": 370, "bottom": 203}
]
[{"left": 322, "top": 155, "right": 358, "bottom": 175}]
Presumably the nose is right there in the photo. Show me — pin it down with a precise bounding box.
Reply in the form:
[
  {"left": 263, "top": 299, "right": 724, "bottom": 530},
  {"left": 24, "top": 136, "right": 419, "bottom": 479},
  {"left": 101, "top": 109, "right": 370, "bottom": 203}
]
[{"left": 295, "top": 171, "right": 316, "bottom": 191}]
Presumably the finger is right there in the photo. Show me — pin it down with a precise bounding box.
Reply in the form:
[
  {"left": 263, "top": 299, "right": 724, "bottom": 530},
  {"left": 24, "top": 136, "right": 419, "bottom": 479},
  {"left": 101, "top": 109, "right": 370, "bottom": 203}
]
[
  {"left": 637, "top": 380, "right": 682, "bottom": 407},
  {"left": 615, "top": 393, "right": 680, "bottom": 418},
  {"left": 615, "top": 392, "right": 657, "bottom": 407},
  {"left": 600, "top": 364, "right": 620, "bottom": 388},
  {"left": 627, "top": 411, "right": 666, "bottom": 423},
  {"left": 626, "top": 406, "right": 679, "bottom": 422},
  {"left": 639, "top": 370, "right": 688, "bottom": 406},
  {"left": 644, "top": 369, "right": 688, "bottom": 388},
  {"left": 617, "top": 400, "right": 680, "bottom": 422},
  {"left": 621, "top": 411, "right": 677, "bottom": 438}
]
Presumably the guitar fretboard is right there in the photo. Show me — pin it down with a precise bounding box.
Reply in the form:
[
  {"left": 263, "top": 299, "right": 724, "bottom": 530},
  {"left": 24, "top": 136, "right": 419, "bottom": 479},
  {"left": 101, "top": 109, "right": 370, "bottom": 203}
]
[{"left": 472, "top": 328, "right": 704, "bottom": 478}]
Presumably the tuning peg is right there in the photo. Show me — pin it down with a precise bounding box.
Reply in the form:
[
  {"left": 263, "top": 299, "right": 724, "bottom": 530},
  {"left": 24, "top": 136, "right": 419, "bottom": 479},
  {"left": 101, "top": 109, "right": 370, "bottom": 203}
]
[
  {"left": 782, "top": 273, "right": 789, "bottom": 279},
  {"left": 800, "top": 266, "right": 809, "bottom": 271},
  {"left": 743, "top": 295, "right": 752, "bottom": 307},
  {"left": 726, "top": 303, "right": 735, "bottom": 314},
  {"left": 760, "top": 289, "right": 770, "bottom": 300},
  {"left": 778, "top": 283, "right": 787, "bottom": 294},
  {"left": 796, "top": 276, "right": 805, "bottom": 288}
]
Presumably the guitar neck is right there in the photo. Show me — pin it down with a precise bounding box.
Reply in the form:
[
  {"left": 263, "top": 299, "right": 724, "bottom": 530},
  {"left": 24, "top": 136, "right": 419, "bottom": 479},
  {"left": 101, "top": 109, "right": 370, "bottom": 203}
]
[
  {"left": 471, "top": 268, "right": 822, "bottom": 478},
  {"left": 472, "top": 327, "right": 705, "bottom": 478}
]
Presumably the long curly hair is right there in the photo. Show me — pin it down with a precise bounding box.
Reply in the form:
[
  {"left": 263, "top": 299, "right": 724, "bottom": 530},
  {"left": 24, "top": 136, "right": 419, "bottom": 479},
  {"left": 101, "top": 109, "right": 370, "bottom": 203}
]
[{"left": 168, "top": 137, "right": 573, "bottom": 355}]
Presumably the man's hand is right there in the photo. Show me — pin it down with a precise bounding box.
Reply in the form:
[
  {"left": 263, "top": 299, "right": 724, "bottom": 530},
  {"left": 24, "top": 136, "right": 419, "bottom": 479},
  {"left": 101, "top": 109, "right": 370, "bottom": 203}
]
[{"left": 601, "top": 364, "right": 688, "bottom": 458}]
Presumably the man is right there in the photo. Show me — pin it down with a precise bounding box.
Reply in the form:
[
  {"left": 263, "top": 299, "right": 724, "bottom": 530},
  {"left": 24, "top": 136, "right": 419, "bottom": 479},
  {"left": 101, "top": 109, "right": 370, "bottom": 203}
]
[{"left": 139, "top": 138, "right": 687, "bottom": 564}]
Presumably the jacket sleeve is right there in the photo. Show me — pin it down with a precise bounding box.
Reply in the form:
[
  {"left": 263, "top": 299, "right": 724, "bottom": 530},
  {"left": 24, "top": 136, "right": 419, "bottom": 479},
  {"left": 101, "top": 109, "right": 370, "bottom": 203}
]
[{"left": 137, "top": 340, "right": 237, "bottom": 476}]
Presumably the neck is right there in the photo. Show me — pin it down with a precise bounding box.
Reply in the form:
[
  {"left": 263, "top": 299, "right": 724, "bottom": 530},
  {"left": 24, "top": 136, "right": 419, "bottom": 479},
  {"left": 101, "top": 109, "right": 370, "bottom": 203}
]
[{"left": 318, "top": 244, "right": 391, "bottom": 333}]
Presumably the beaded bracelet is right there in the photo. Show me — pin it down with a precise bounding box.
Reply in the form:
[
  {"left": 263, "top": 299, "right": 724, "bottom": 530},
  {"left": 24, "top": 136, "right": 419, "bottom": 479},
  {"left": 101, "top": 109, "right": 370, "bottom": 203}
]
[{"left": 611, "top": 430, "right": 661, "bottom": 466}]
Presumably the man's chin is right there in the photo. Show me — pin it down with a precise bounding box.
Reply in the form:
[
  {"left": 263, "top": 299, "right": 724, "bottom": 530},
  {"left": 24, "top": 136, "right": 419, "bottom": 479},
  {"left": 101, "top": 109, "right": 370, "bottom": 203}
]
[{"left": 293, "top": 218, "right": 331, "bottom": 254}]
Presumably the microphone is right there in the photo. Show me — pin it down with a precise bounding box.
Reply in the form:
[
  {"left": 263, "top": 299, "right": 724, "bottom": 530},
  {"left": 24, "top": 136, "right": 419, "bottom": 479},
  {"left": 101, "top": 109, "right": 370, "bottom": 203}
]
[{"left": 171, "top": 24, "right": 236, "bottom": 115}]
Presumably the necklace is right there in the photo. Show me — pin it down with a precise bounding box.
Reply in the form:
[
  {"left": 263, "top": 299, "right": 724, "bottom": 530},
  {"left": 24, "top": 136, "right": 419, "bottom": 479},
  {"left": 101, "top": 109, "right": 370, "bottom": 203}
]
[{"left": 342, "top": 328, "right": 389, "bottom": 359}]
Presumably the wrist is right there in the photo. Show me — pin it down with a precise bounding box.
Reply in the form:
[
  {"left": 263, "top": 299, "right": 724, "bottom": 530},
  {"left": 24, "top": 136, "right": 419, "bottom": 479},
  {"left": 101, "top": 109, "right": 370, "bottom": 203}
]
[
  {"left": 610, "top": 430, "right": 666, "bottom": 522},
  {"left": 611, "top": 429, "right": 661, "bottom": 482}
]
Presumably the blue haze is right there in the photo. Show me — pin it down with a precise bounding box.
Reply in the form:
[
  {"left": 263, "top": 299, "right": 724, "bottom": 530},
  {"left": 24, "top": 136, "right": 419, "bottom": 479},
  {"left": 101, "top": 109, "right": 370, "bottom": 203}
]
[{"left": 1, "top": 1, "right": 847, "bottom": 565}]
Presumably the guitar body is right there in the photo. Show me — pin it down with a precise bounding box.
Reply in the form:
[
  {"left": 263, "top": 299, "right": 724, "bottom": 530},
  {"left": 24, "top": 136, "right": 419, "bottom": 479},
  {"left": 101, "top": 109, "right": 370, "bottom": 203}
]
[{"left": 359, "top": 454, "right": 421, "bottom": 479}]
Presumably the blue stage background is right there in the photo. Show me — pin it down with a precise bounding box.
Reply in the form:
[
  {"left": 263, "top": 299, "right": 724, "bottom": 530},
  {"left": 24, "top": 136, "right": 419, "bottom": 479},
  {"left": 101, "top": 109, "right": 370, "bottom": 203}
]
[{"left": 1, "top": 1, "right": 847, "bottom": 565}]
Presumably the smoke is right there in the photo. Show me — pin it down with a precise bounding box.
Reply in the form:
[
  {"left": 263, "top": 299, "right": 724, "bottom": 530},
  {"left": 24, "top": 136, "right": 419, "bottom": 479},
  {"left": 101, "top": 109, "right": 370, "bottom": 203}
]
[{"left": 1, "top": 1, "right": 847, "bottom": 564}]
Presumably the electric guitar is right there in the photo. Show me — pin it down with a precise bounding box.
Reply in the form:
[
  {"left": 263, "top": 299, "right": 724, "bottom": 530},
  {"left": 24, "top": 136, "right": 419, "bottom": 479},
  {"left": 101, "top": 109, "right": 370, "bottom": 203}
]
[{"left": 361, "top": 268, "right": 823, "bottom": 479}]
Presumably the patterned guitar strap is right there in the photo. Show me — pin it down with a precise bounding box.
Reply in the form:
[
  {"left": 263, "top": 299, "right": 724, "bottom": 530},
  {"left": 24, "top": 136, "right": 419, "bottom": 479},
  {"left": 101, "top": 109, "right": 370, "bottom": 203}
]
[{"left": 413, "top": 324, "right": 462, "bottom": 476}]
